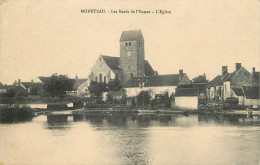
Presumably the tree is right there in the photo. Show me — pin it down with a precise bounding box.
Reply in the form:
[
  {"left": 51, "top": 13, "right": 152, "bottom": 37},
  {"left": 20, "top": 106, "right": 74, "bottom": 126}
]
[
  {"left": 107, "top": 79, "right": 122, "bottom": 91},
  {"left": 88, "top": 81, "right": 108, "bottom": 98},
  {"left": 137, "top": 90, "right": 151, "bottom": 106},
  {"left": 42, "top": 74, "right": 75, "bottom": 100}
]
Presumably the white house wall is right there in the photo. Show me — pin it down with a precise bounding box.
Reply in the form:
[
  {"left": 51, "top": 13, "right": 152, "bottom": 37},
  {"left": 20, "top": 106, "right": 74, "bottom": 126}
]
[
  {"left": 175, "top": 97, "right": 198, "bottom": 110},
  {"left": 244, "top": 99, "right": 260, "bottom": 107},
  {"left": 125, "top": 86, "right": 177, "bottom": 97}
]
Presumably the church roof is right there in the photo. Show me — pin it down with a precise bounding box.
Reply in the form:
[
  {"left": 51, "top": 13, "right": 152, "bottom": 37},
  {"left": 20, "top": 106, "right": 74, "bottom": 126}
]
[
  {"left": 120, "top": 30, "right": 144, "bottom": 41},
  {"left": 101, "top": 55, "right": 121, "bottom": 70},
  {"left": 124, "top": 74, "right": 183, "bottom": 88},
  {"left": 144, "top": 60, "right": 154, "bottom": 76}
]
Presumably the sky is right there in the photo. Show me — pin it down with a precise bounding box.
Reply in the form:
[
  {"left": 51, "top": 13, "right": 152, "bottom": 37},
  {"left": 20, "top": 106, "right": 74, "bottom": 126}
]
[{"left": 0, "top": 0, "right": 259, "bottom": 84}]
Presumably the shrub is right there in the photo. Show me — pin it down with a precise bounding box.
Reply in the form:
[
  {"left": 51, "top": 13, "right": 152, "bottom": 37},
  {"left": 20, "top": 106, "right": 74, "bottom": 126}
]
[
  {"left": 224, "top": 97, "right": 239, "bottom": 105},
  {"left": 0, "top": 105, "right": 34, "bottom": 123}
]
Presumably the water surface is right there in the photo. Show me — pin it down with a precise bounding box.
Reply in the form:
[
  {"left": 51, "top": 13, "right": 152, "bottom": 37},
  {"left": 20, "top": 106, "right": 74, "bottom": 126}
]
[{"left": 0, "top": 113, "right": 259, "bottom": 165}]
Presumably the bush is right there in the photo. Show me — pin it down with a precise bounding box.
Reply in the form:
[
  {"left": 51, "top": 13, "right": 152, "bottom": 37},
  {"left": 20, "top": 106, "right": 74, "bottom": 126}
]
[
  {"left": 224, "top": 97, "right": 239, "bottom": 105},
  {"left": 0, "top": 105, "right": 34, "bottom": 123}
]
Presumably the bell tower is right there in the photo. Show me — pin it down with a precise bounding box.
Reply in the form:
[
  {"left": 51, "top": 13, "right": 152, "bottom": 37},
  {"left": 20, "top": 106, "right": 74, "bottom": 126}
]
[{"left": 119, "top": 30, "right": 145, "bottom": 84}]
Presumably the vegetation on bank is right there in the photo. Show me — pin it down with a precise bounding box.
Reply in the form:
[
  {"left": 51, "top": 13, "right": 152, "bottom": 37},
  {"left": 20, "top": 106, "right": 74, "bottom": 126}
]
[{"left": 0, "top": 105, "right": 35, "bottom": 123}]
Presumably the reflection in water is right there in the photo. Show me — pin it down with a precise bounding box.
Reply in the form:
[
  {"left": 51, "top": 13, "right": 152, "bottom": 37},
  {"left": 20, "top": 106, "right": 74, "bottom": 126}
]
[
  {"left": 198, "top": 113, "right": 260, "bottom": 126},
  {"left": 0, "top": 113, "right": 260, "bottom": 165}
]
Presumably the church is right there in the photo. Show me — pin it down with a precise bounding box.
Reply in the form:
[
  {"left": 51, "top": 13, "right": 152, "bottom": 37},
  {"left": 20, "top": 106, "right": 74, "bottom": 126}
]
[
  {"left": 88, "top": 30, "right": 193, "bottom": 101},
  {"left": 88, "top": 30, "right": 155, "bottom": 84}
]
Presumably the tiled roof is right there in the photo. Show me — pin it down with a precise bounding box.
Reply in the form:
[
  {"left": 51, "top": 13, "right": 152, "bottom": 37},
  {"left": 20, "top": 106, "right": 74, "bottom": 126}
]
[
  {"left": 207, "top": 75, "right": 222, "bottom": 88},
  {"left": 38, "top": 76, "right": 50, "bottom": 83},
  {"left": 101, "top": 55, "right": 121, "bottom": 70},
  {"left": 144, "top": 60, "right": 154, "bottom": 76},
  {"left": 231, "top": 88, "right": 244, "bottom": 96},
  {"left": 73, "top": 78, "right": 88, "bottom": 90},
  {"left": 124, "top": 74, "right": 184, "bottom": 88},
  {"left": 175, "top": 88, "right": 198, "bottom": 97},
  {"left": 120, "top": 30, "right": 144, "bottom": 41},
  {"left": 192, "top": 75, "right": 207, "bottom": 84},
  {"left": 21, "top": 82, "right": 41, "bottom": 89},
  {"left": 0, "top": 85, "right": 25, "bottom": 91},
  {"left": 253, "top": 72, "right": 260, "bottom": 81},
  {"left": 242, "top": 86, "right": 259, "bottom": 99}
]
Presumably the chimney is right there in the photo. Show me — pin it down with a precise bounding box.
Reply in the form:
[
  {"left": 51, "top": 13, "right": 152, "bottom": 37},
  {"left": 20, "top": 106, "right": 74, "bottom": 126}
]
[
  {"left": 154, "top": 71, "right": 158, "bottom": 76},
  {"left": 222, "top": 66, "right": 228, "bottom": 76},
  {"left": 252, "top": 67, "right": 255, "bottom": 74},
  {"left": 236, "top": 63, "right": 241, "bottom": 71},
  {"left": 18, "top": 79, "right": 21, "bottom": 86},
  {"left": 179, "top": 69, "right": 183, "bottom": 78}
]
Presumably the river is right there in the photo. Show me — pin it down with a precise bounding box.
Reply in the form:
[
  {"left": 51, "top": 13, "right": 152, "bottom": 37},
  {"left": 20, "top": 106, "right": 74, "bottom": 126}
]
[{"left": 0, "top": 113, "right": 259, "bottom": 165}]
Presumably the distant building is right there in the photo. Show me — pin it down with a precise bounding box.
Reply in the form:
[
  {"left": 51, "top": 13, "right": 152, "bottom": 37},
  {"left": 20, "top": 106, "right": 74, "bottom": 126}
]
[
  {"left": 242, "top": 86, "right": 260, "bottom": 107},
  {"left": 174, "top": 88, "right": 198, "bottom": 110},
  {"left": 88, "top": 30, "right": 155, "bottom": 85},
  {"left": 192, "top": 74, "right": 207, "bottom": 100},
  {"left": 39, "top": 76, "right": 90, "bottom": 98},
  {"left": 71, "top": 78, "right": 89, "bottom": 98},
  {"left": 222, "top": 63, "right": 258, "bottom": 101},
  {"left": 13, "top": 79, "right": 42, "bottom": 95},
  {"left": 206, "top": 63, "right": 260, "bottom": 107},
  {"left": 124, "top": 69, "right": 192, "bottom": 97}
]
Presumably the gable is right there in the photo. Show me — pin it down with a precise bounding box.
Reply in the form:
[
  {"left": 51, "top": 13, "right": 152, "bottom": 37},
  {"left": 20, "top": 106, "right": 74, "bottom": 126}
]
[{"left": 228, "top": 67, "right": 258, "bottom": 88}]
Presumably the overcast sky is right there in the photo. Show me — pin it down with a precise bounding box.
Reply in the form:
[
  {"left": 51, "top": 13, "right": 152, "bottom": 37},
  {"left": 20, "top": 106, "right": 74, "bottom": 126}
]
[{"left": 0, "top": 0, "right": 259, "bottom": 84}]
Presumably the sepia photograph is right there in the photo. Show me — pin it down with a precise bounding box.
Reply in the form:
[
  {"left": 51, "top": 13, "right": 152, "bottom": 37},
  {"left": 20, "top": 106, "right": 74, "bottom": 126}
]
[{"left": 0, "top": 0, "right": 259, "bottom": 164}]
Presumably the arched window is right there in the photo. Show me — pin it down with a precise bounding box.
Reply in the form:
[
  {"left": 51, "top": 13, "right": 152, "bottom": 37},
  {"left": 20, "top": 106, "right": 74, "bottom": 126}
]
[
  {"left": 99, "top": 73, "right": 102, "bottom": 83},
  {"left": 95, "top": 76, "right": 98, "bottom": 82},
  {"left": 104, "top": 76, "right": 106, "bottom": 84},
  {"left": 125, "top": 42, "right": 128, "bottom": 46},
  {"left": 129, "top": 42, "right": 131, "bottom": 46}
]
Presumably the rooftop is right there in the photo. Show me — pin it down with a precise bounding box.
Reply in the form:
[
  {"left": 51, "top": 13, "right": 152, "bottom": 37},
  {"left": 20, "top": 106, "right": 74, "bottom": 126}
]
[
  {"left": 124, "top": 74, "right": 186, "bottom": 88},
  {"left": 120, "top": 30, "right": 144, "bottom": 41}
]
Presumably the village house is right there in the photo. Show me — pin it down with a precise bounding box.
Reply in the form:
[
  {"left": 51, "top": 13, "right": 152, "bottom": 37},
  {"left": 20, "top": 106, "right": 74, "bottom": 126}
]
[
  {"left": 207, "top": 63, "right": 259, "bottom": 107},
  {"left": 174, "top": 88, "right": 198, "bottom": 110},
  {"left": 242, "top": 86, "right": 260, "bottom": 108},
  {"left": 39, "top": 76, "right": 89, "bottom": 98},
  {"left": 206, "top": 65, "right": 232, "bottom": 101},
  {"left": 124, "top": 69, "right": 192, "bottom": 97},
  {"left": 192, "top": 74, "right": 207, "bottom": 100},
  {"left": 12, "top": 79, "right": 42, "bottom": 95},
  {"left": 68, "top": 78, "right": 89, "bottom": 98},
  {"left": 222, "top": 63, "right": 258, "bottom": 103}
]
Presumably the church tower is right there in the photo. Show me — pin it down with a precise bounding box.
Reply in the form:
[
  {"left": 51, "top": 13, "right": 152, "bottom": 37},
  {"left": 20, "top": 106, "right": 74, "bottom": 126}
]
[{"left": 119, "top": 30, "right": 145, "bottom": 84}]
